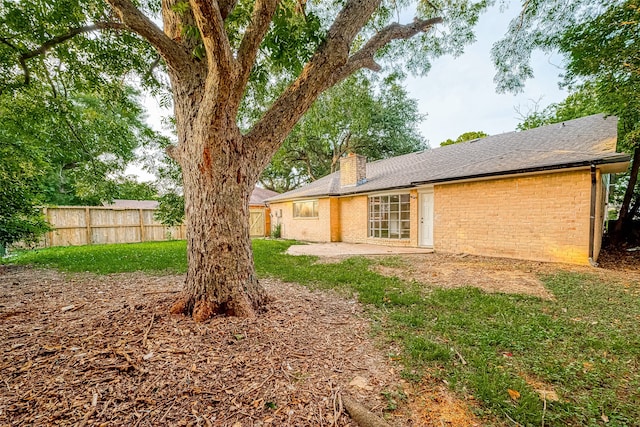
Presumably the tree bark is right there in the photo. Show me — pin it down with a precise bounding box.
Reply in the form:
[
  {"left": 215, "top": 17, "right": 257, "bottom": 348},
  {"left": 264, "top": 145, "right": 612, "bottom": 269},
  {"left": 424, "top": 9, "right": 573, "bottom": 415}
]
[
  {"left": 169, "top": 124, "right": 268, "bottom": 320},
  {"left": 612, "top": 146, "right": 640, "bottom": 242}
]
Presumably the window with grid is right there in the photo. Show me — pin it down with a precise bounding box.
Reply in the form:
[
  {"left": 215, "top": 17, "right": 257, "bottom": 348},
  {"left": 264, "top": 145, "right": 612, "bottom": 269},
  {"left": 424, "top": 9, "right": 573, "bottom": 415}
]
[
  {"left": 293, "top": 200, "right": 318, "bottom": 218},
  {"left": 368, "top": 194, "right": 410, "bottom": 239}
]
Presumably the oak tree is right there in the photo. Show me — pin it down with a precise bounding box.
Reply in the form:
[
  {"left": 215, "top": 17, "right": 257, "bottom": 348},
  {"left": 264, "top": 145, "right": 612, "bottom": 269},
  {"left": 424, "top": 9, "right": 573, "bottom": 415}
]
[{"left": 2, "top": 0, "right": 490, "bottom": 320}]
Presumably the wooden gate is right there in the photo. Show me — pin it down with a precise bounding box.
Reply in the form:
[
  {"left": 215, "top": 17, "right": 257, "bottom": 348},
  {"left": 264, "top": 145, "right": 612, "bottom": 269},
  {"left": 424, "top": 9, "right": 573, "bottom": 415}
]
[{"left": 249, "top": 209, "right": 265, "bottom": 237}]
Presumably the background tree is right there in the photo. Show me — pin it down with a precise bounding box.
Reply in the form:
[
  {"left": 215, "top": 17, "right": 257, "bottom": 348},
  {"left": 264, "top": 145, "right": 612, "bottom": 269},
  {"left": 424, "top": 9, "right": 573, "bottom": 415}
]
[
  {"left": 439, "top": 130, "right": 487, "bottom": 146},
  {"left": 515, "top": 86, "right": 602, "bottom": 131},
  {"left": 260, "top": 73, "right": 426, "bottom": 192},
  {"left": 2, "top": 0, "right": 491, "bottom": 320},
  {"left": 493, "top": 0, "right": 640, "bottom": 243},
  {"left": 0, "top": 116, "right": 49, "bottom": 256},
  {"left": 516, "top": 84, "right": 640, "bottom": 240},
  {"left": 0, "top": 80, "right": 165, "bottom": 249}
]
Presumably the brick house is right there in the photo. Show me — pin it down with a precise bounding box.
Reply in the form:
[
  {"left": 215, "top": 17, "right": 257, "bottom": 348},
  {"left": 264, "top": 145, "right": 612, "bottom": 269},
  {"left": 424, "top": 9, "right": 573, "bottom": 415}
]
[{"left": 266, "top": 114, "right": 630, "bottom": 264}]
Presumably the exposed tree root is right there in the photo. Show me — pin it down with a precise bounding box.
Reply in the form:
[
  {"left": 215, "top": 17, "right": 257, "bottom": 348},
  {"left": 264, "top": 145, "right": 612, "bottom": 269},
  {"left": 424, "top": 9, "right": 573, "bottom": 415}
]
[
  {"left": 192, "top": 299, "right": 216, "bottom": 322},
  {"left": 342, "top": 394, "right": 391, "bottom": 427},
  {"left": 169, "top": 294, "right": 191, "bottom": 316},
  {"left": 169, "top": 289, "right": 270, "bottom": 321}
]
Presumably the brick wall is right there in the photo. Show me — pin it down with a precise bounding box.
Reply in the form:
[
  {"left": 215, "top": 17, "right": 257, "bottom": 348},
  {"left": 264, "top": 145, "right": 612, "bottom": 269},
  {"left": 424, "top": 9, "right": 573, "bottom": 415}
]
[
  {"left": 434, "top": 169, "right": 593, "bottom": 264},
  {"left": 269, "top": 198, "right": 332, "bottom": 242},
  {"left": 339, "top": 195, "right": 368, "bottom": 243},
  {"left": 330, "top": 197, "right": 341, "bottom": 242},
  {"left": 409, "top": 189, "right": 419, "bottom": 247},
  {"left": 340, "top": 154, "right": 367, "bottom": 187}
]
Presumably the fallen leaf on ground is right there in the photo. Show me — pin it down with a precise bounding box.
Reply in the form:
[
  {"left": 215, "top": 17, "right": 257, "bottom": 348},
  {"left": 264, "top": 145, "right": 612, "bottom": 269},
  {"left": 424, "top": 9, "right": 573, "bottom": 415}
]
[
  {"left": 507, "top": 389, "right": 520, "bottom": 400},
  {"left": 535, "top": 389, "right": 559, "bottom": 402},
  {"left": 349, "top": 376, "right": 374, "bottom": 391}
]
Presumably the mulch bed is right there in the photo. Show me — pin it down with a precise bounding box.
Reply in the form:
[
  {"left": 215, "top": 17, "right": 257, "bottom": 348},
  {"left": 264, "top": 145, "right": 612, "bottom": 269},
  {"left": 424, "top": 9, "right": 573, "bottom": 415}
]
[
  {"left": 0, "top": 267, "right": 413, "bottom": 426},
  {"left": 597, "top": 244, "right": 640, "bottom": 272}
]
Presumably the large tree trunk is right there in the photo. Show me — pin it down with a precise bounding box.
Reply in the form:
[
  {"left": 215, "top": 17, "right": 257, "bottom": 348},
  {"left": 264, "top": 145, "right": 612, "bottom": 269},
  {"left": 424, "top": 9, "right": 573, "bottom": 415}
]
[
  {"left": 165, "top": 66, "right": 269, "bottom": 320},
  {"left": 170, "top": 127, "right": 268, "bottom": 320}
]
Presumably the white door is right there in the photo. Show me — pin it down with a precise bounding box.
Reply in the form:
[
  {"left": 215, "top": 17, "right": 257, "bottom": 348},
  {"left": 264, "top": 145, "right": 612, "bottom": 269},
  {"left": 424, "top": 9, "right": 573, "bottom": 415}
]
[{"left": 419, "top": 192, "right": 434, "bottom": 247}]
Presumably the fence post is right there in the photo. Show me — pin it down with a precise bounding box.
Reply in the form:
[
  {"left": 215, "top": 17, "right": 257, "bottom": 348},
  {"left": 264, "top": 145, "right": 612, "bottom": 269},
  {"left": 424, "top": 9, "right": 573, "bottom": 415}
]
[
  {"left": 44, "top": 207, "right": 53, "bottom": 247},
  {"left": 139, "top": 209, "right": 145, "bottom": 242},
  {"left": 85, "top": 207, "right": 92, "bottom": 245}
]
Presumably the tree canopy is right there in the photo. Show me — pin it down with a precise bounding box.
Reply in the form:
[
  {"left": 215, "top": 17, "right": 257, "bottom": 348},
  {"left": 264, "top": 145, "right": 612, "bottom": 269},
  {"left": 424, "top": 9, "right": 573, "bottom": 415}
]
[
  {"left": 515, "top": 86, "right": 602, "bottom": 131},
  {"left": 494, "top": 0, "right": 640, "bottom": 241},
  {"left": 260, "top": 73, "right": 426, "bottom": 192},
  {"left": 440, "top": 130, "right": 487, "bottom": 146},
  {"left": 1, "top": 0, "right": 494, "bottom": 319}
]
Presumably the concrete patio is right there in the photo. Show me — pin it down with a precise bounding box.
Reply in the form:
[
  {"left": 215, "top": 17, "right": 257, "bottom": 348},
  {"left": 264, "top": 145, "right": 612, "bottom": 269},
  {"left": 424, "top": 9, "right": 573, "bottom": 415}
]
[{"left": 285, "top": 242, "right": 434, "bottom": 257}]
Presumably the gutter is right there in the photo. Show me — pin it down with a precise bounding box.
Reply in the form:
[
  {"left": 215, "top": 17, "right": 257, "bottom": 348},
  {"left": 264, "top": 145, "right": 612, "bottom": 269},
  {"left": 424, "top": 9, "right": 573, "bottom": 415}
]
[
  {"left": 588, "top": 164, "right": 598, "bottom": 267},
  {"left": 410, "top": 154, "right": 630, "bottom": 187}
]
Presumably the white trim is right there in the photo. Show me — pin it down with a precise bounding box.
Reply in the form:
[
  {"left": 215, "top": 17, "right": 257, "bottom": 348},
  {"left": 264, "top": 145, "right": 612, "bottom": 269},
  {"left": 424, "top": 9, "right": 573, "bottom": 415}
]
[{"left": 416, "top": 185, "right": 434, "bottom": 194}]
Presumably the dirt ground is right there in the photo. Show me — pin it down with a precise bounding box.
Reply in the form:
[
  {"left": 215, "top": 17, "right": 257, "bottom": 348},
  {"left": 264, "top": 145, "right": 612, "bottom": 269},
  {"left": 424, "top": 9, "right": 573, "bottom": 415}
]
[
  {"left": 334, "top": 250, "right": 638, "bottom": 300},
  {"left": 2, "top": 249, "right": 636, "bottom": 427},
  {"left": 381, "top": 251, "right": 639, "bottom": 295}
]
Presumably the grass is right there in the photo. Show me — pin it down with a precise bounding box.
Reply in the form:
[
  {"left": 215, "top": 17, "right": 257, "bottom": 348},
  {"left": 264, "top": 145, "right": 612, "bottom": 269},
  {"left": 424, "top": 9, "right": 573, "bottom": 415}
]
[
  {"left": 5, "top": 240, "right": 187, "bottom": 274},
  {"left": 5, "top": 240, "right": 640, "bottom": 426}
]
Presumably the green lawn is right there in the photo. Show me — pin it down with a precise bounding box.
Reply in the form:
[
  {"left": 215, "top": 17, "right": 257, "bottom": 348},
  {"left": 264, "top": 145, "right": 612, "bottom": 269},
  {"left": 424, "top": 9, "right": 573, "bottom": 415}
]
[{"left": 4, "top": 240, "right": 640, "bottom": 426}]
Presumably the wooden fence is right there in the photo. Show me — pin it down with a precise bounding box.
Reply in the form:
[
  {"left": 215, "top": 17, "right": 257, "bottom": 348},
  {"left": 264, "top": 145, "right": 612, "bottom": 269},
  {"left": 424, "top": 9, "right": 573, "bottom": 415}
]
[
  {"left": 39, "top": 206, "right": 186, "bottom": 248},
  {"left": 37, "top": 205, "right": 269, "bottom": 248}
]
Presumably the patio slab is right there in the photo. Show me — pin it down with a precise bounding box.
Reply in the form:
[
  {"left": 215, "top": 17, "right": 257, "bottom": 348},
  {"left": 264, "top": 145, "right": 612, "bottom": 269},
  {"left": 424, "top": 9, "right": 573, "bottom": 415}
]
[{"left": 285, "top": 242, "right": 434, "bottom": 257}]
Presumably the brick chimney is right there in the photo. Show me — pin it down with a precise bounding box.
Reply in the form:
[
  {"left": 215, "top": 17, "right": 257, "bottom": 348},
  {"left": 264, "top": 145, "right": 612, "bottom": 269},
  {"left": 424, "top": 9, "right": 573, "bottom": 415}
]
[{"left": 339, "top": 153, "right": 367, "bottom": 187}]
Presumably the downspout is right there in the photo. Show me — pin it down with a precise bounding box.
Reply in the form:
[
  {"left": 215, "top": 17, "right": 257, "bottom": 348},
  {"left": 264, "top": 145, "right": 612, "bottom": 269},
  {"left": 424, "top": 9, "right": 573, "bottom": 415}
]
[{"left": 588, "top": 164, "right": 598, "bottom": 267}]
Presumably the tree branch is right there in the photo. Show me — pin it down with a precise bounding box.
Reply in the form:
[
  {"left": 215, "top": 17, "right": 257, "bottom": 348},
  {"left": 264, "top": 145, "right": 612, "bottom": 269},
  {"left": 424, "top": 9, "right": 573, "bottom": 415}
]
[
  {"left": 341, "top": 17, "right": 443, "bottom": 75},
  {"left": 0, "top": 37, "right": 31, "bottom": 85},
  {"left": 245, "top": 0, "right": 384, "bottom": 163},
  {"left": 2, "top": 23, "right": 128, "bottom": 86},
  {"left": 219, "top": 0, "right": 239, "bottom": 20},
  {"left": 189, "top": 0, "right": 235, "bottom": 75},
  {"left": 144, "top": 55, "right": 163, "bottom": 82},
  {"left": 232, "top": 0, "right": 280, "bottom": 111},
  {"left": 245, "top": 11, "right": 442, "bottom": 168},
  {"left": 21, "top": 23, "right": 125, "bottom": 61},
  {"left": 105, "top": 0, "right": 194, "bottom": 73},
  {"left": 328, "top": 0, "right": 384, "bottom": 53}
]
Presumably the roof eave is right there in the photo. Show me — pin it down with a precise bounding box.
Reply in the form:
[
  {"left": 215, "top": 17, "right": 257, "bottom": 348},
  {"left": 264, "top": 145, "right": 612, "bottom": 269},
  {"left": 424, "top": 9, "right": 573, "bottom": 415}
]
[{"left": 410, "top": 155, "right": 631, "bottom": 186}]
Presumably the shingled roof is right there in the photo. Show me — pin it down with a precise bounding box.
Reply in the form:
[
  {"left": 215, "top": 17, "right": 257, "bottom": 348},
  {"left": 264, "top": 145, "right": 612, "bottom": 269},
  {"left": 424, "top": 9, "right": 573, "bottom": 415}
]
[
  {"left": 250, "top": 187, "right": 279, "bottom": 205},
  {"left": 267, "top": 114, "right": 629, "bottom": 202}
]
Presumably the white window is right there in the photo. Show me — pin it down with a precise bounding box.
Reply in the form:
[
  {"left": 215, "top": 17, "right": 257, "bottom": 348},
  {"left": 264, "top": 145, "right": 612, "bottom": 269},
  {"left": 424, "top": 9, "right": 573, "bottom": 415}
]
[
  {"left": 369, "top": 194, "right": 410, "bottom": 239},
  {"left": 293, "top": 200, "right": 318, "bottom": 218}
]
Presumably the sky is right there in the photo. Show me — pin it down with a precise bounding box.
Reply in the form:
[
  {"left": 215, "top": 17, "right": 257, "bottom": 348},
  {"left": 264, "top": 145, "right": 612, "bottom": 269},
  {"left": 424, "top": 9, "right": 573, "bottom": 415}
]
[
  {"left": 131, "top": 1, "right": 570, "bottom": 179},
  {"left": 406, "top": 1, "right": 568, "bottom": 146}
]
